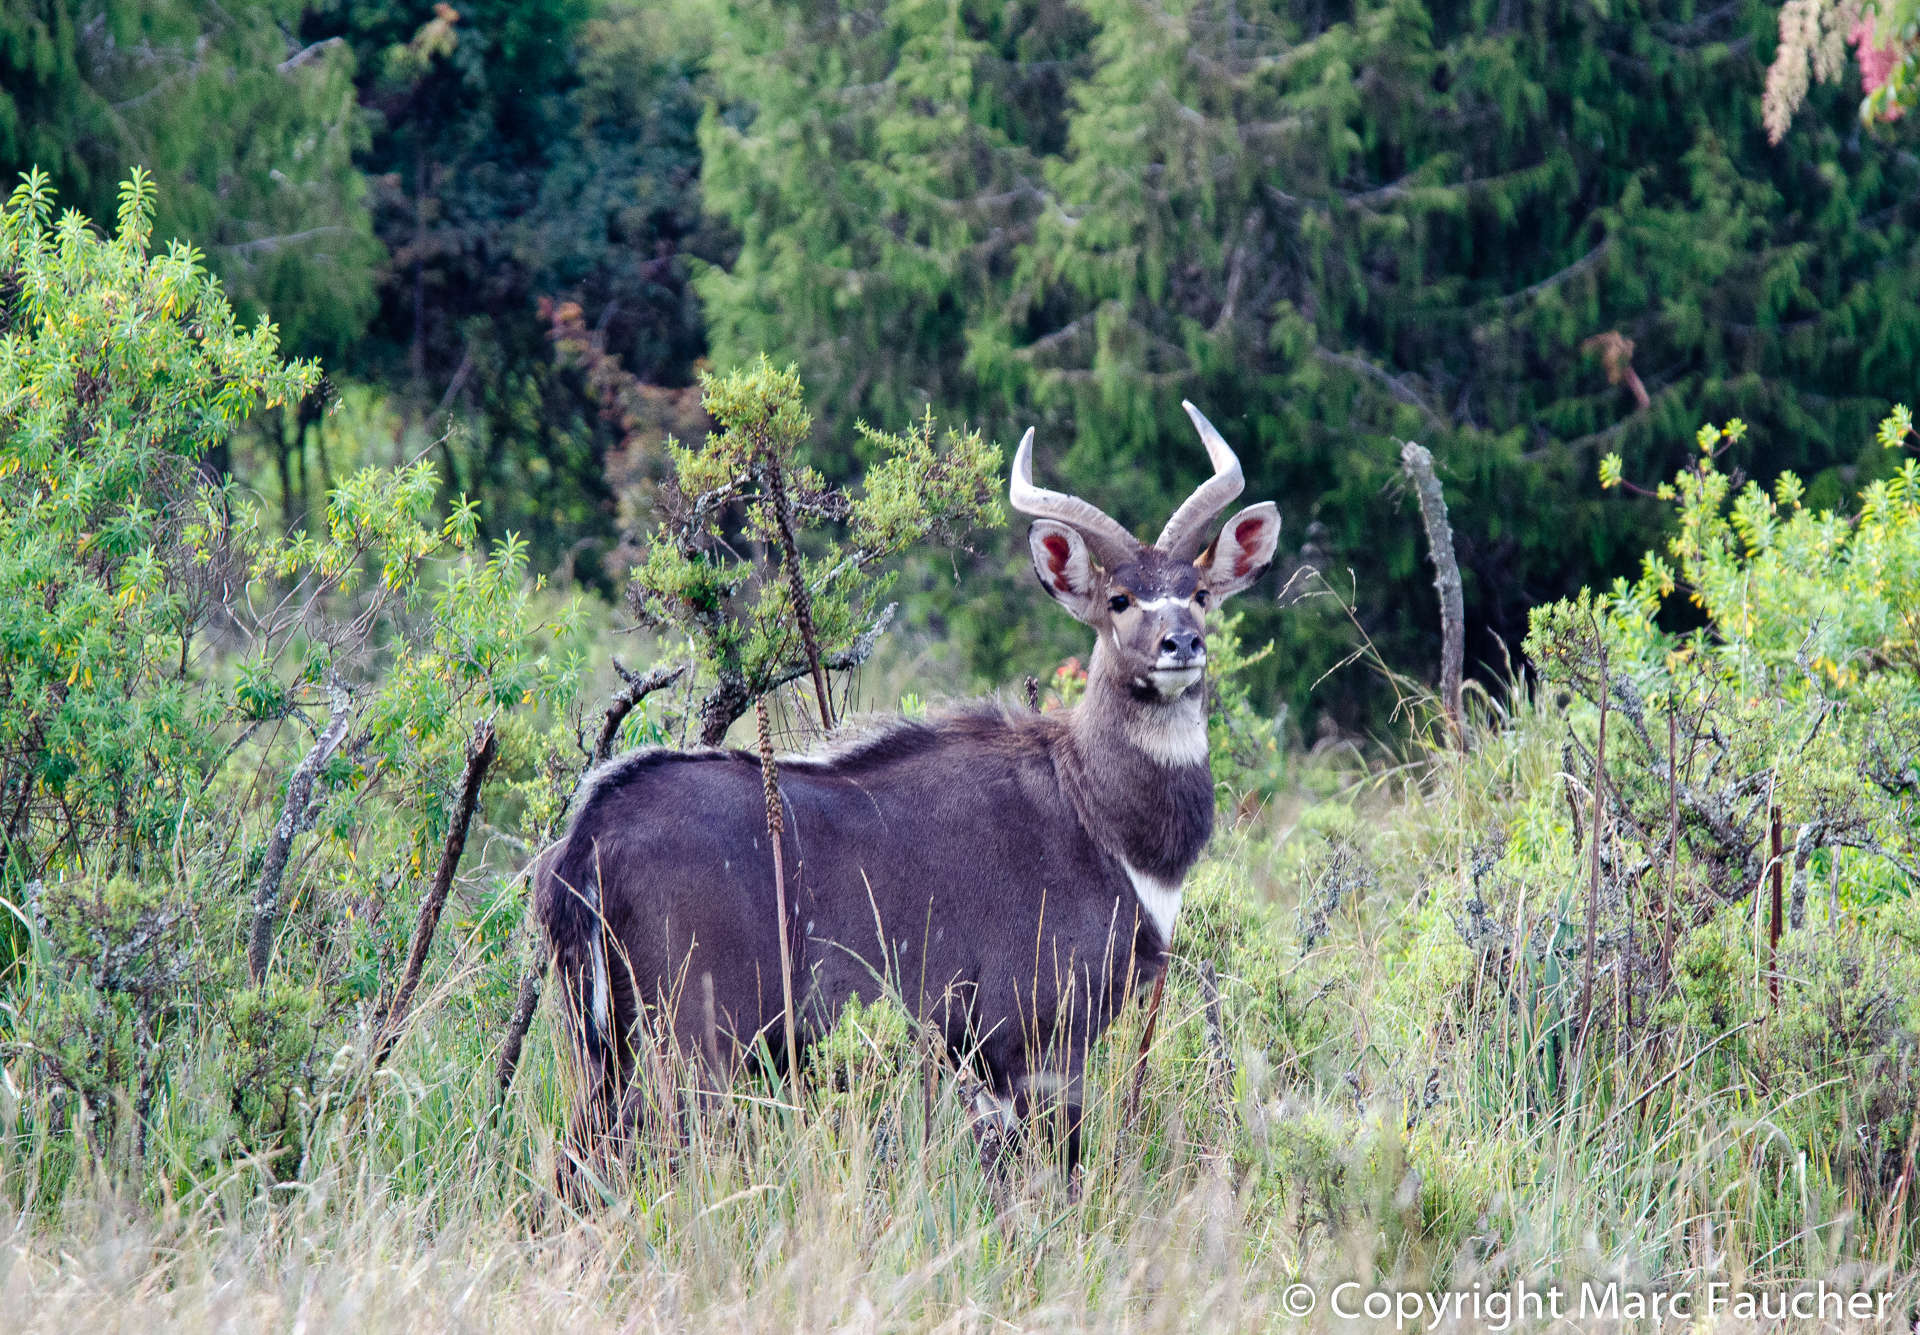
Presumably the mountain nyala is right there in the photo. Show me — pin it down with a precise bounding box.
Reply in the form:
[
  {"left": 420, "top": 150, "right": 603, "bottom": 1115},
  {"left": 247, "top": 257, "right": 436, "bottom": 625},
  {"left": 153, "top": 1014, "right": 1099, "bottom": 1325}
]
[{"left": 537, "top": 402, "right": 1280, "bottom": 1192}]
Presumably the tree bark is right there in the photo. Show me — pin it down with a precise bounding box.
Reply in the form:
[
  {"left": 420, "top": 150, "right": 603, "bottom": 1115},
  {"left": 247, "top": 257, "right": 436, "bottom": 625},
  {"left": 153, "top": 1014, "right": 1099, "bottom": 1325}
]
[
  {"left": 1577, "top": 644, "right": 1609, "bottom": 1046},
  {"left": 592, "top": 660, "right": 687, "bottom": 766},
  {"left": 374, "top": 720, "right": 498, "bottom": 1067},
  {"left": 249, "top": 674, "right": 351, "bottom": 983},
  {"left": 494, "top": 937, "right": 548, "bottom": 1101},
  {"left": 1400, "top": 442, "right": 1466, "bottom": 750}
]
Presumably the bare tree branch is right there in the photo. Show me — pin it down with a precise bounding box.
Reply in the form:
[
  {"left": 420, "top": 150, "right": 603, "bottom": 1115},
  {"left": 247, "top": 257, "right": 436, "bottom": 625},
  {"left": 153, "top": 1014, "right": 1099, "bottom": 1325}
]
[
  {"left": 493, "top": 937, "right": 548, "bottom": 1102},
  {"left": 220, "top": 227, "right": 352, "bottom": 257},
  {"left": 278, "top": 37, "right": 345, "bottom": 73},
  {"left": 592, "top": 659, "right": 688, "bottom": 767},
  {"left": 1489, "top": 239, "right": 1613, "bottom": 312},
  {"left": 1400, "top": 442, "right": 1466, "bottom": 749},
  {"left": 249, "top": 673, "right": 351, "bottom": 983},
  {"left": 1315, "top": 347, "right": 1448, "bottom": 433},
  {"left": 374, "top": 719, "right": 499, "bottom": 1067}
]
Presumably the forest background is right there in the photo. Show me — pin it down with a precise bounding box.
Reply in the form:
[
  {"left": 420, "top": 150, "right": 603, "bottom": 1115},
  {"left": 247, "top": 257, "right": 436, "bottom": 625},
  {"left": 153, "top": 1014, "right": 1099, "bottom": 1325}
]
[{"left": 9, "top": 0, "right": 1917, "bottom": 729}]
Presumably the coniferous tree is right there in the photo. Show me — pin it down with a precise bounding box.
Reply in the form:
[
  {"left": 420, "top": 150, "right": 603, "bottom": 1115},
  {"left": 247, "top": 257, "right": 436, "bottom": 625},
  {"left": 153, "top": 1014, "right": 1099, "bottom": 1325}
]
[
  {"left": 0, "top": 0, "right": 379, "bottom": 359},
  {"left": 696, "top": 0, "right": 1064, "bottom": 474},
  {"left": 313, "top": 0, "right": 707, "bottom": 577},
  {"left": 697, "top": 0, "right": 1920, "bottom": 720}
]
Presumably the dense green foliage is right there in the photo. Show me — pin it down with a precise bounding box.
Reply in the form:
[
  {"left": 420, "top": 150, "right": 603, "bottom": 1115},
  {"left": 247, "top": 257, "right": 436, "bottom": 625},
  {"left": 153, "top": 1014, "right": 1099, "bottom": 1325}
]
[
  {"left": 696, "top": 0, "right": 1920, "bottom": 719},
  {"left": 0, "top": 2, "right": 379, "bottom": 358},
  {"left": 1497, "top": 404, "right": 1920, "bottom": 1237},
  {"left": 1, "top": 1, "right": 709, "bottom": 571},
  {"left": 309, "top": 0, "right": 707, "bottom": 566},
  {"left": 0, "top": 168, "right": 321, "bottom": 876},
  {"left": 0, "top": 173, "right": 589, "bottom": 1165},
  {"left": 7, "top": 0, "right": 1916, "bottom": 730}
]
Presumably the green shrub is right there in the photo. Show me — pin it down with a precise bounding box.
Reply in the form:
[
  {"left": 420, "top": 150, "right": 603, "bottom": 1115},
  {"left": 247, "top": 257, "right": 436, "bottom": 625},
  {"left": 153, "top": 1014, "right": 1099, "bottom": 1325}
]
[
  {"left": 1453, "top": 403, "right": 1920, "bottom": 1255},
  {"left": 0, "top": 173, "right": 592, "bottom": 1185},
  {"left": 0, "top": 168, "right": 318, "bottom": 879},
  {"left": 626, "top": 356, "right": 1003, "bottom": 744}
]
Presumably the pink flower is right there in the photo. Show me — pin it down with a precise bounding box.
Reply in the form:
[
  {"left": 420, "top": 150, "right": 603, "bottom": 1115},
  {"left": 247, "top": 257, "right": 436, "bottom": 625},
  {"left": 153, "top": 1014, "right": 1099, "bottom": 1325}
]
[{"left": 1850, "top": 19, "right": 1906, "bottom": 120}]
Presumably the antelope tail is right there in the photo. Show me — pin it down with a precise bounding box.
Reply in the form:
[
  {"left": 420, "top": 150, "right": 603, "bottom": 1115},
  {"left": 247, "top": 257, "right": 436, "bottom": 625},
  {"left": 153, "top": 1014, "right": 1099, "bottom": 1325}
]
[{"left": 534, "top": 843, "right": 615, "bottom": 1089}]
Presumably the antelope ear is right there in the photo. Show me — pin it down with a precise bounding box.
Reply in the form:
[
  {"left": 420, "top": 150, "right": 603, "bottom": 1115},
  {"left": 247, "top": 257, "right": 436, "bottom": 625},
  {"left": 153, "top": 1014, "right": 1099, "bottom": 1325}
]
[
  {"left": 1200, "top": 502, "right": 1280, "bottom": 600},
  {"left": 1028, "top": 520, "right": 1103, "bottom": 623}
]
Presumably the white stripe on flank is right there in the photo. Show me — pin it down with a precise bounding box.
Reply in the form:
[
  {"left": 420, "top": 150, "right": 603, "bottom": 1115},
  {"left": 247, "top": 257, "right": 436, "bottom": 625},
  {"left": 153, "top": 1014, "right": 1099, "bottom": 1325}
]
[{"left": 1123, "top": 861, "right": 1184, "bottom": 945}]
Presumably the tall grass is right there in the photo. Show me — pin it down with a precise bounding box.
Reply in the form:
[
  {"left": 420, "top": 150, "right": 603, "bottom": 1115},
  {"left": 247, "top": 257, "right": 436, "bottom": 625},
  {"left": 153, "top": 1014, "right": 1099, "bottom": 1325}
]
[{"left": 4, "top": 688, "right": 1917, "bottom": 1331}]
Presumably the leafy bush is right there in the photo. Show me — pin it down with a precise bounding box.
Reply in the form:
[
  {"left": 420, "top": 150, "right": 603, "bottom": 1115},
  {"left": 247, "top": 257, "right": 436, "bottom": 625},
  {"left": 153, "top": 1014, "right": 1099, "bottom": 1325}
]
[
  {"left": 1555, "top": 409, "right": 1920, "bottom": 922},
  {"left": 1473, "top": 403, "right": 1920, "bottom": 1245},
  {"left": 626, "top": 356, "right": 1003, "bottom": 743},
  {"left": 0, "top": 174, "right": 589, "bottom": 1182},
  {"left": 0, "top": 167, "right": 319, "bottom": 879}
]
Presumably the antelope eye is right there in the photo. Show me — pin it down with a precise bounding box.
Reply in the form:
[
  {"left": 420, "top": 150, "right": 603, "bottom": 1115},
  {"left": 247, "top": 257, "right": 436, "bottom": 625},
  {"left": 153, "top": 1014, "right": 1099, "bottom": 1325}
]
[
  {"left": 1108, "top": 593, "right": 1131, "bottom": 613},
  {"left": 1194, "top": 589, "right": 1210, "bottom": 607}
]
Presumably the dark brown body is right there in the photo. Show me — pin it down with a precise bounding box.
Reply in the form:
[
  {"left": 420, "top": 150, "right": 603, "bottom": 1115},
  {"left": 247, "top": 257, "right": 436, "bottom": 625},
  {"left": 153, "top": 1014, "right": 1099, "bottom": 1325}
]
[
  {"left": 540, "top": 402, "right": 1280, "bottom": 1191},
  {"left": 538, "top": 702, "right": 1214, "bottom": 1173}
]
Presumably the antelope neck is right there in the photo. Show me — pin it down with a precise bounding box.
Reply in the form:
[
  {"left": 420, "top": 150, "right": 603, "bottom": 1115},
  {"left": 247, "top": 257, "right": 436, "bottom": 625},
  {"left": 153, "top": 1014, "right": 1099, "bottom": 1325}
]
[{"left": 1064, "top": 653, "right": 1216, "bottom": 895}]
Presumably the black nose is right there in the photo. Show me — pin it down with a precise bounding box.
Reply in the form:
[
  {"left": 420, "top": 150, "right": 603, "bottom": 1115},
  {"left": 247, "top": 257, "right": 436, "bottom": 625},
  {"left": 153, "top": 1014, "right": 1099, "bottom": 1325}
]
[{"left": 1160, "top": 632, "right": 1203, "bottom": 658}]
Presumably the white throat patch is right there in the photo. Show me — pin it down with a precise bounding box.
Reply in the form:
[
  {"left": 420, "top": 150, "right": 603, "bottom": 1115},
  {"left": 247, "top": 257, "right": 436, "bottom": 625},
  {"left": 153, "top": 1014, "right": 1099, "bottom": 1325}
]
[
  {"left": 1123, "top": 861, "right": 1184, "bottom": 945},
  {"left": 1125, "top": 700, "right": 1209, "bottom": 768}
]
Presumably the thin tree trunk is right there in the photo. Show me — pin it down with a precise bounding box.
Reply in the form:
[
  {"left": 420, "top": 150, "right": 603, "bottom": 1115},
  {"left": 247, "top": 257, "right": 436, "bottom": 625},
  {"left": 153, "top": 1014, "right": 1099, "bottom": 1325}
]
[
  {"left": 1788, "top": 820, "right": 1821, "bottom": 931},
  {"left": 304, "top": 391, "right": 332, "bottom": 507},
  {"left": 761, "top": 458, "right": 833, "bottom": 732},
  {"left": 374, "top": 720, "right": 498, "bottom": 1067},
  {"left": 756, "top": 700, "right": 802, "bottom": 1110},
  {"left": 275, "top": 410, "right": 298, "bottom": 532},
  {"left": 1577, "top": 643, "right": 1609, "bottom": 1044},
  {"left": 1767, "top": 807, "right": 1783, "bottom": 1008},
  {"left": 1399, "top": 442, "right": 1466, "bottom": 749},
  {"left": 494, "top": 935, "right": 548, "bottom": 1102},
  {"left": 249, "top": 675, "right": 351, "bottom": 983},
  {"left": 1661, "top": 706, "right": 1680, "bottom": 974}
]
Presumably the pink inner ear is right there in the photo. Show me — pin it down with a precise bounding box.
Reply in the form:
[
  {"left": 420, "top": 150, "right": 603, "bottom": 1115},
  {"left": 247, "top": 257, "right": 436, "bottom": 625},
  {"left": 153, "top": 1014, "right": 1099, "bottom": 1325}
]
[{"left": 1231, "top": 517, "right": 1268, "bottom": 577}]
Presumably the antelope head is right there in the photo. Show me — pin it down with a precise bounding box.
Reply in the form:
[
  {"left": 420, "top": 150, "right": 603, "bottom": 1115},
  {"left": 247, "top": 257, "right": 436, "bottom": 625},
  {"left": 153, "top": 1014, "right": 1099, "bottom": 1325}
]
[{"left": 1011, "top": 402, "right": 1280, "bottom": 712}]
